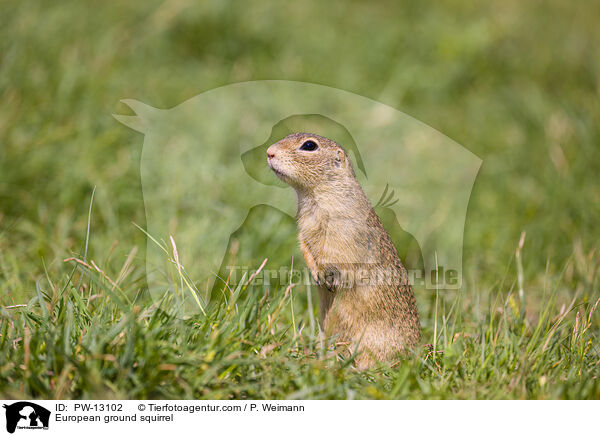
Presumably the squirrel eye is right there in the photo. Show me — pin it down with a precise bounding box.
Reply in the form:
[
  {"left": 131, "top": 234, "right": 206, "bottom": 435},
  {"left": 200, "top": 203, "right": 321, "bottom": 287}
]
[{"left": 299, "top": 140, "right": 318, "bottom": 151}]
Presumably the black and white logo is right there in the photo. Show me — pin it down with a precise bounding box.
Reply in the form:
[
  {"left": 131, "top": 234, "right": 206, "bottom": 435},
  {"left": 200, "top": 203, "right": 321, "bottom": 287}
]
[{"left": 2, "top": 402, "right": 50, "bottom": 433}]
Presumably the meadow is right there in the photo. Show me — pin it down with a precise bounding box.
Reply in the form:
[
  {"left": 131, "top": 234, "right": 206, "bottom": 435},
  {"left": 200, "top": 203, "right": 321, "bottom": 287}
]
[{"left": 0, "top": 0, "right": 599, "bottom": 399}]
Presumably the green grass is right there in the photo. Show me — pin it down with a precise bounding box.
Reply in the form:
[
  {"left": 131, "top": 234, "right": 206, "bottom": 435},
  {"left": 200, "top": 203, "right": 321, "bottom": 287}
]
[
  {"left": 1, "top": 0, "right": 600, "bottom": 399},
  {"left": 0, "top": 236, "right": 599, "bottom": 399}
]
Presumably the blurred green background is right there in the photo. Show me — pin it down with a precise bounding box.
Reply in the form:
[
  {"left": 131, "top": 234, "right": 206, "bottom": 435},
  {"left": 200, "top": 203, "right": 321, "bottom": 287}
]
[
  {"left": 1, "top": 0, "right": 598, "bottom": 294},
  {"left": 0, "top": 0, "right": 599, "bottom": 399}
]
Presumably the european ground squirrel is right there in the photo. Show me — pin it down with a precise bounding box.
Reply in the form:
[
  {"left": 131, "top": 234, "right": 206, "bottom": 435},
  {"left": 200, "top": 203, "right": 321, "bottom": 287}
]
[{"left": 267, "top": 132, "right": 421, "bottom": 368}]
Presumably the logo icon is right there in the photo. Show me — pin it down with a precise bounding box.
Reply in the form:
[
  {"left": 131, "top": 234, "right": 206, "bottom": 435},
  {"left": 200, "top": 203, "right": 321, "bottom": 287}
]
[{"left": 2, "top": 402, "right": 50, "bottom": 433}]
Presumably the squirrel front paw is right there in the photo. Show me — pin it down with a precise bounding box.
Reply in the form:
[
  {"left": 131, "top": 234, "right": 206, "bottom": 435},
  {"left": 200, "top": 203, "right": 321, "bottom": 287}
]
[
  {"left": 311, "top": 271, "right": 323, "bottom": 288},
  {"left": 315, "top": 266, "right": 341, "bottom": 293}
]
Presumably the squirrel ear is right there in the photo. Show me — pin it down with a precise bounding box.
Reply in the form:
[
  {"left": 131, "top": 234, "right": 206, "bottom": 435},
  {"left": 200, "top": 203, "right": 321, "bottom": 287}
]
[{"left": 334, "top": 149, "right": 345, "bottom": 168}]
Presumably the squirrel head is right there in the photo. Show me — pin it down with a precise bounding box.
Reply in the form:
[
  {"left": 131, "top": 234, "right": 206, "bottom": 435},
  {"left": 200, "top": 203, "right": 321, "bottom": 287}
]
[{"left": 267, "top": 132, "right": 355, "bottom": 193}]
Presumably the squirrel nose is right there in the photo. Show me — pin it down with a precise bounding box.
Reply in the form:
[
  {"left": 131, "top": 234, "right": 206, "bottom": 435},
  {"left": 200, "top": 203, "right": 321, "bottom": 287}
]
[{"left": 267, "top": 145, "right": 276, "bottom": 159}]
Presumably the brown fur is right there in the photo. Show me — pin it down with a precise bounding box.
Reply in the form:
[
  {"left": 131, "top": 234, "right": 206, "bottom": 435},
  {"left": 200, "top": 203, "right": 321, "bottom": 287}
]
[{"left": 267, "top": 132, "right": 420, "bottom": 369}]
